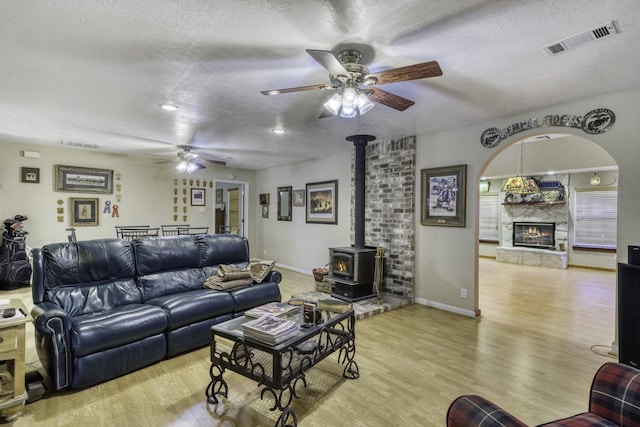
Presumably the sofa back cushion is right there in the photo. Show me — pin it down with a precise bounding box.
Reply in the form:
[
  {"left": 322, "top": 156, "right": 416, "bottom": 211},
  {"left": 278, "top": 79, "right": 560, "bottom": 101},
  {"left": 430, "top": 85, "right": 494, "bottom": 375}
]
[
  {"left": 40, "top": 239, "right": 141, "bottom": 316},
  {"left": 196, "top": 234, "right": 250, "bottom": 277},
  {"left": 133, "top": 235, "right": 204, "bottom": 300},
  {"left": 589, "top": 362, "right": 640, "bottom": 425}
]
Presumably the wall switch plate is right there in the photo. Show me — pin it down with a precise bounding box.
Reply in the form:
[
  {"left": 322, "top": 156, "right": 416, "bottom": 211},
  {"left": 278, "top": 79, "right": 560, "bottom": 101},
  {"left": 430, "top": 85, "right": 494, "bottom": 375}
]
[{"left": 461, "top": 288, "right": 467, "bottom": 298}]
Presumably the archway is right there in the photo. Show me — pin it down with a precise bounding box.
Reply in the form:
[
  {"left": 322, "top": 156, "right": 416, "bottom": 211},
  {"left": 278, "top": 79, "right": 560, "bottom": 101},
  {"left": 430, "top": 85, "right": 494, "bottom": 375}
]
[{"left": 475, "top": 131, "right": 618, "bottom": 350}]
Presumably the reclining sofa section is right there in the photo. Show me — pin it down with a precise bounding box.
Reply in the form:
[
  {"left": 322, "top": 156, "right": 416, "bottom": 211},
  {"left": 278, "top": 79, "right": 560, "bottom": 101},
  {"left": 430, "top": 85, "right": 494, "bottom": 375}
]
[{"left": 30, "top": 234, "right": 281, "bottom": 390}]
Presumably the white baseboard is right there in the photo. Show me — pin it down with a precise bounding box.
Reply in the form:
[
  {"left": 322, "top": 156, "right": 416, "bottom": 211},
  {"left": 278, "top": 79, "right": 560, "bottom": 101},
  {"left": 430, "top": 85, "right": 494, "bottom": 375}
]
[
  {"left": 274, "top": 263, "right": 312, "bottom": 276},
  {"left": 414, "top": 297, "right": 478, "bottom": 318}
]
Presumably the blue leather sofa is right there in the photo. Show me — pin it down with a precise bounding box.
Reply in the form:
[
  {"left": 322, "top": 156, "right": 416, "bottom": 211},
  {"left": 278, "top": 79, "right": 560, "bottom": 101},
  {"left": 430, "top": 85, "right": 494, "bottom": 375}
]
[{"left": 30, "top": 234, "right": 281, "bottom": 390}]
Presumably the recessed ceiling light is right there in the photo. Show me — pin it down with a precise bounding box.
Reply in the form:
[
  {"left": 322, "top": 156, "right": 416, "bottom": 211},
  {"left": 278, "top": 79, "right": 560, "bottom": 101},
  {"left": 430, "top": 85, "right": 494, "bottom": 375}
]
[
  {"left": 159, "top": 103, "right": 179, "bottom": 111},
  {"left": 272, "top": 128, "right": 287, "bottom": 135}
]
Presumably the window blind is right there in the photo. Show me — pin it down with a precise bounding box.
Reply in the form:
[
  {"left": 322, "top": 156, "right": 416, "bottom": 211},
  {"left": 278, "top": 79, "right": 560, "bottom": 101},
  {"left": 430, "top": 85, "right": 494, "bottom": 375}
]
[
  {"left": 574, "top": 188, "right": 617, "bottom": 249},
  {"left": 479, "top": 193, "right": 499, "bottom": 242}
]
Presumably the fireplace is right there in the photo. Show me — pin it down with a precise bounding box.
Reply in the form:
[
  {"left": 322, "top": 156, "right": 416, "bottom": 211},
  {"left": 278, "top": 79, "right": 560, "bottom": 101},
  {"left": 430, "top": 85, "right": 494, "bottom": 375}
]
[
  {"left": 328, "top": 246, "right": 376, "bottom": 300},
  {"left": 513, "top": 222, "right": 555, "bottom": 249},
  {"left": 327, "top": 134, "right": 378, "bottom": 302}
]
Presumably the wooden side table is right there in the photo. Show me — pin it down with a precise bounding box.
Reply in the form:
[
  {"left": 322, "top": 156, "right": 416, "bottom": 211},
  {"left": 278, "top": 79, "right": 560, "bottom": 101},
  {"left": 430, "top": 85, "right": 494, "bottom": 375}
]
[{"left": 0, "top": 300, "right": 32, "bottom": 422}]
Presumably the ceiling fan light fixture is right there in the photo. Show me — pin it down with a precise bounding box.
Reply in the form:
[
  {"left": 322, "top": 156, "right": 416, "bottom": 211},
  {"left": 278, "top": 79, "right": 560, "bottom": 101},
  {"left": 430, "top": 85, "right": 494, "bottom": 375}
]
[
  {"left": 356, "top": 92, "right": 375, "bottom": 115},
  {"left": 176, "top": 160, "right": 188, "bottom": 172},
  {"left": 324, "top": 92, "right": 342, "bottom": 115}
]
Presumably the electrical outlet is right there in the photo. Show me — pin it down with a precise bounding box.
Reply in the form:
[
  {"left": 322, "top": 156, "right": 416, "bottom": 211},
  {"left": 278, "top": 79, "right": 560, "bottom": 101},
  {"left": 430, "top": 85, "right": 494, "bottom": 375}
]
[{"left": 461, "top": 288, "right": 467, "bottom": 298}]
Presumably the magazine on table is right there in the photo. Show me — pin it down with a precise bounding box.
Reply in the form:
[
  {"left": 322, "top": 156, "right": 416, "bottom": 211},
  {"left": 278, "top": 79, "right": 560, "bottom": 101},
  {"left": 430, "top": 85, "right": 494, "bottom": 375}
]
[
  {"left": 242, "top": 314, "right": 300, "bottom": 344},
  {"left": 245, "top": 302, "right": 299, "bottom": 318}
]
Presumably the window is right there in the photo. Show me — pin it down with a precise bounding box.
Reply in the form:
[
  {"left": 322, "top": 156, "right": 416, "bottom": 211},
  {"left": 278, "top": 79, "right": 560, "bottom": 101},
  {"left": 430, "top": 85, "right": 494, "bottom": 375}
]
[
  {"left": 573, "top": 188, "right": 617, "bottom": 249},
  {"left": 479, "top": 193, "right": 499, "bottom": 242}
]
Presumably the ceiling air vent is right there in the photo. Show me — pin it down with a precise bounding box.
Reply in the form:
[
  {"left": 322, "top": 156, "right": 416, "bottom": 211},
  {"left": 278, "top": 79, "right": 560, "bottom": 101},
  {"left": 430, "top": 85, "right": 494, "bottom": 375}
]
[{"left": 544, "top": 20, "right": 619, "bottom": 56}]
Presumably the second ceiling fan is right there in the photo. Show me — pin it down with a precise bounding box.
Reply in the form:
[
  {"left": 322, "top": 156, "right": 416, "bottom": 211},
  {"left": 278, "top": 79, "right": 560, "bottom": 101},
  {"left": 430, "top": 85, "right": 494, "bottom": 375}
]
[{"left": 261, "top": 49, "right": 443, "bottom": 118}]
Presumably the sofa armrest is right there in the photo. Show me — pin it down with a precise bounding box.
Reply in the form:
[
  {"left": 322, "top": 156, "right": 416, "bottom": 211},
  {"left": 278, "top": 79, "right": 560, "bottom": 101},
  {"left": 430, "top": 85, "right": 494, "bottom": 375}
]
[
  {"left": 447, "top": 395, "right": 528, "bottom": 427},
  {"left": 31, "top": 302, "right": 74, "bottom": 391},
  {"left": 264, "top": 270, "right": 282, "bottom": 285},
  {"left": 589, "top": 362, "right": 640, "bottom": 424}
]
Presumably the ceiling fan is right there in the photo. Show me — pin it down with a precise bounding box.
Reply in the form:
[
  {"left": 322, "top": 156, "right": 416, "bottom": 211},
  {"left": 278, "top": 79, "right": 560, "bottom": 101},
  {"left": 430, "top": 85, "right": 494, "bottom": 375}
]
[
  {"left": 154, "top": 145, "right": 226, "bottom": 172},
  {"left": 261, "top": 49, "right": 443, "bottom": 118}
]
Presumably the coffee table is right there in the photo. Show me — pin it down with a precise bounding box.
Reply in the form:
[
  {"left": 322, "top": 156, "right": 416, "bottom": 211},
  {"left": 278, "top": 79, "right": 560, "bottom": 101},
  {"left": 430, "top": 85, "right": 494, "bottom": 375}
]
[{"left": 206, "top": 309, "right": 359, "bottom": 427}]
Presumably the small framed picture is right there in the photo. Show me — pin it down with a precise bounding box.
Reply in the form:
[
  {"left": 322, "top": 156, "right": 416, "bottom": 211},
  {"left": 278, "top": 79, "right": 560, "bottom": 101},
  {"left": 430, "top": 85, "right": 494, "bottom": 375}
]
[
  {"left": 259, "top": 193, "right": 270, "bottom": 206},
  {"left": 70, "top": 198, "right": 99, "bottom": 227},
  {"left": 292, "top": 189, "right": 305, "bottom": 207},
  {"left": 191, "top": 188, "right": 206, "bottom": 206},
  {"left": 21, "top": 167, "right": 40, "bottom": 183},
  {"left": 216, "top": 189, "right": 223, "bottom": 203}
]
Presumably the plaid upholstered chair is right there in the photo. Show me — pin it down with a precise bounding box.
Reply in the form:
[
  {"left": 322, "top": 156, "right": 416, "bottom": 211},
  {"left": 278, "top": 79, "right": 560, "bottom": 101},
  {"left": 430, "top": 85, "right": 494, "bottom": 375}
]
[{"left": 447, "top": 362, "right": 640, "bottom": 426}]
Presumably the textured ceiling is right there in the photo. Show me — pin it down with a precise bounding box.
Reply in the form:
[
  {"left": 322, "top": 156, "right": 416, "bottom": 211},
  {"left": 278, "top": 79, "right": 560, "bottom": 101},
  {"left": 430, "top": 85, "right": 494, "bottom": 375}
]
[{"left": 1, "top": 0, "right": 639, "bottom": 170}]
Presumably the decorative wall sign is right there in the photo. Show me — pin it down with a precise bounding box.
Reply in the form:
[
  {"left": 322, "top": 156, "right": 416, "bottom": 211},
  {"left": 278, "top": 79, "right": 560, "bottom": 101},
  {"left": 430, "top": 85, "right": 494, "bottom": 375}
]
[
  {"left": 69, "top": 198, "right": 99, "bottom": 226},
  {"left": 21, "top": 167, "right": 40, "bottom": 183},
  {"left": 421, "top": 164, "right": 467, "bottom": 227},
  {"left": 480, "top": 108, "right": 616, "bottom": 148},
  {"left": 55, "top": 165, "right": 113, "bottom": 194},
  {"left": 306, "top": 180, "right": 338, "bottom": 224}
]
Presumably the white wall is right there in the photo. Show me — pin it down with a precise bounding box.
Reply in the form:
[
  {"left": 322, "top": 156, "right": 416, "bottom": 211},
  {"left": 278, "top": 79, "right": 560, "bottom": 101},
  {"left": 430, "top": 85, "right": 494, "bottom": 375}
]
[
  {"left": 0, "top": 142, "right": 259, "bottom": 251},
  {"left": 415, "top": 88, "right": 640, "bottom": 317},
  {"left": 256, "top": 151, "right": 352, "bottom": 274}
]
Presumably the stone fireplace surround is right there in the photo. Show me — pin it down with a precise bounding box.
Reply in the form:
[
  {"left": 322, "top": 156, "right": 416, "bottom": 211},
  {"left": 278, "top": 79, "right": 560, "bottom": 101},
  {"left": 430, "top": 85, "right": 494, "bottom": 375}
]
[{"left": 496, "top": 175, "right": 569, "bottom": 269}]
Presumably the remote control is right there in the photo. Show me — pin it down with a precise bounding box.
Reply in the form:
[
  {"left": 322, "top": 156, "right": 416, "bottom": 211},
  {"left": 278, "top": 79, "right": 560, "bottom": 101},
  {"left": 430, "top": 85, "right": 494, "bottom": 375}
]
[{"left": 2, "top": 308, "right": 15, "bottom": 318}]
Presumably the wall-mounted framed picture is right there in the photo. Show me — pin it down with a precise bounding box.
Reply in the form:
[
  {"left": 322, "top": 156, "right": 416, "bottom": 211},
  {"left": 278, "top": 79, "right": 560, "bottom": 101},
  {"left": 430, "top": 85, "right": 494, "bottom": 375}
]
[
  {"left": 479, "top": 181, "right": 490, "bottom": 193},
  {"left": 292, "top": 189, "right": 305, "bottom": 207},
  {"left": 216, "top": 189, "right": 223, "bottom": 203},
  {"left": 306, "top": 180, "right": 338, "bottom": 224},
  {"left": 55, "top": 165, "right": 113, "bottom": 194},
  {"left": 421, "top": 164, "right": 467, "bottom": 227},
  {"left": 21, "top": 167, "right": 40, "bottom": 183},
  {"left": 69, "top": 197, "right": 99, "bottom": 226},
  {"left": 191, "top": 188, "right": 206, "bottom": 206},
  {"left": 259, "top": 193, "right": 270, "bottom": 206}
]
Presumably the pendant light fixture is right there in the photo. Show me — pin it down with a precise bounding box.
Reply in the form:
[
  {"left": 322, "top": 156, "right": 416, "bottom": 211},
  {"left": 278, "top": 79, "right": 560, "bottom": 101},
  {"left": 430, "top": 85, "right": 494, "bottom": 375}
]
[{"left": 501, "top": 141, "right": 540, "bottom": 194}]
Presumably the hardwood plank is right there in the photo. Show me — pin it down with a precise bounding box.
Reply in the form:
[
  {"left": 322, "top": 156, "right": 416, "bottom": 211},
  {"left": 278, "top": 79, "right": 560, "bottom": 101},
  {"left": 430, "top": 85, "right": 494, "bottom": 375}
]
[{"left": 5, "top": 258, "right": 616, "bottom": 426}]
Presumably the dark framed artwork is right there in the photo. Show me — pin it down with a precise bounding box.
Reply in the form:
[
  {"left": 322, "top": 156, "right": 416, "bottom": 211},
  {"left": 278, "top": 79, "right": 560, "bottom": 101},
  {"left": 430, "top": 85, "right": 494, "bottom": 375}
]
[
  {"left": 191, "top": 188, "right": 206, "bottom": 206},
  {"left": 259, "top": 193, "right": 270, "bottom": 206},
  {"left": 55, "top": 165, "right": 113, "bottom": 194},
  {"left": 277, "top": 186, "right": 292, "bottom": 221},
  {"left": 216, "top": 189, "right": 223, "bottom": 203},
  {"left": 69, "top": 197, "right": 99, "bottom": 226},
  {"left": 293, "top": 189, "right": 305, "bottom": 207},
  {"left": 306, "top": 180, "right": 338, "bottom": 224},
  {"left": 421, "top": 164, "right": 466, "bottom": 227},
  {"left": 21, "top": 167, "right": 40, "bottom": 183}
]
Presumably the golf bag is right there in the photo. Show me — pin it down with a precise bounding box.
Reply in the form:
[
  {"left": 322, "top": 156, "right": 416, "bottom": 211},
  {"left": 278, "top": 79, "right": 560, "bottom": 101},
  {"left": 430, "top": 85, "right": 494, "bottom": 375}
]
[{"left": 0, "top": 215, "right": 32, "bottom": 289}]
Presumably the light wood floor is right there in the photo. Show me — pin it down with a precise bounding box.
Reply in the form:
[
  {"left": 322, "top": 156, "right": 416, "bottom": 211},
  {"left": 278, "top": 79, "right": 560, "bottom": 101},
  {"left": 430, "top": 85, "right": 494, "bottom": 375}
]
[{"left": 4, "top": 258, "right": 616, "bottom": 426}]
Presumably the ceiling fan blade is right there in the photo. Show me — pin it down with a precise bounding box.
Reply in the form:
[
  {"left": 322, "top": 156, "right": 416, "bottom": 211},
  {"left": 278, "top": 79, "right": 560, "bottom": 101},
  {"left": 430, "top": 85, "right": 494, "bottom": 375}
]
[
  {"left": 261, "top": 83, "right": 333, "bottom": 95},
  {"left": 305, "top": 49, "right": 349, "bottom": 76},
  {"left": 200, "top": 158, "right": 227, "bottom": 167},
  {"left": 366, "top": 61, "right": 442, "bottom": 85},
  {"left": 319, "top": 108, "right": 335, "bottom": 119},
  {"left": 368, "top": 88, "right": 415, "bottom": 111}
]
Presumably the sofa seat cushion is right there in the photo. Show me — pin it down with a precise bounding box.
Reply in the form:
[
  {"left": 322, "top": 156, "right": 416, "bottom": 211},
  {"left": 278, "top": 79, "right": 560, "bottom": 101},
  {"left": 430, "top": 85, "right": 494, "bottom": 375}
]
[
  {"left": 71, "top": 304, "right": 167, "bottom": 357},
  {"left": 146, "top": 289, "right": 235, "bottom": 330},
  {"left": 537, "top": 413, "right": 618, "bottom": 426}
]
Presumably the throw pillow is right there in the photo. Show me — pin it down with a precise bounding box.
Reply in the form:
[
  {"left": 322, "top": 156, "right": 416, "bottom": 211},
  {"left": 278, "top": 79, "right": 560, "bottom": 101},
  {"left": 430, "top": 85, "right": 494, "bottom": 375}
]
[{"left": 248, "top": 260, "right": 275, "bottom": 283}]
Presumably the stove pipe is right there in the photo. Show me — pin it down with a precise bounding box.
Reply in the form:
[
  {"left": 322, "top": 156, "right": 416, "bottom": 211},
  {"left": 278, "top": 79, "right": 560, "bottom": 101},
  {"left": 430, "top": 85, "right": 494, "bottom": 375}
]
[{"left": 346, "top": 134, "right": 376, "bottom": 248}]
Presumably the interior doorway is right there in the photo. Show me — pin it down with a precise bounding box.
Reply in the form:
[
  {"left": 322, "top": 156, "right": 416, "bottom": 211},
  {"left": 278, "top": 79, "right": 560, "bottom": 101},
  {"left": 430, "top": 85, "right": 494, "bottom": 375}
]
[{"left": 213, "top": 180, "right": 249, "bottom": 237}]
